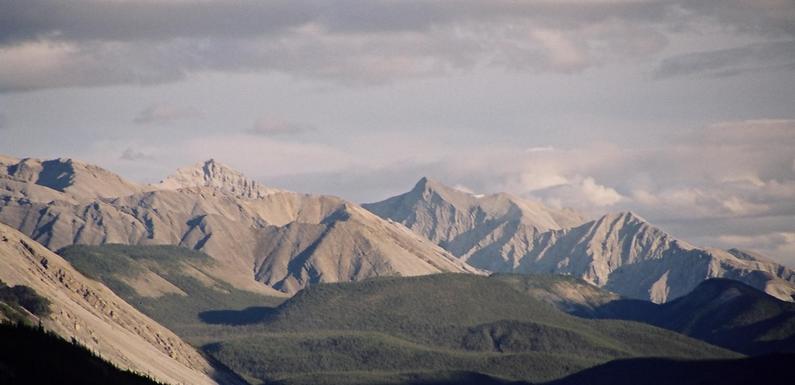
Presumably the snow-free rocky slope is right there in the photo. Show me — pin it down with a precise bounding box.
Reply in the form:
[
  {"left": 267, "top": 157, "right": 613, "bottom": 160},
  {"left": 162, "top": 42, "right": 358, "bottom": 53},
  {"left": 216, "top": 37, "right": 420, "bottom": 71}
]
[
  {"left": 0, "top": 156, "right": 476, "bottom": 294},
  {"left": 0, "top": 223, "right": 230, "bottom": 385},
  {"left": 363, "top": 177, "right": 584, "bottom": 271},
  {"left": 366, "top": 178, "right": 795, "bottom": 303}
]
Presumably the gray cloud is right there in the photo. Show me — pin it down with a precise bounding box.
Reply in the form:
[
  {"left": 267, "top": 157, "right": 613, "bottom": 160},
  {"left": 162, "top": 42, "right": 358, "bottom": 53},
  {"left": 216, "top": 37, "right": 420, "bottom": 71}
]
[
  {"left": 5, "top": 0, "right": 792, "bottom": 91},
  {"left": 655, "top": 41, "right": 795, "bottom": 78},
  {"left": 248, "top": 117, "right": 315, "bottom": 137},
  {"left": 133, "top": 103, "right": 201, "bottom": 125},
  {"left": 0, "top": 1, "right": 671, "bottom": 45},
  {"left": 0, "top": 113, "right": 6, "bottom": 130},
  {"left": 677, "top": 0, "right": 795, "bottom": 38},
  {"left": 119, "top": 147, "right": 153, "bottom": 161}
]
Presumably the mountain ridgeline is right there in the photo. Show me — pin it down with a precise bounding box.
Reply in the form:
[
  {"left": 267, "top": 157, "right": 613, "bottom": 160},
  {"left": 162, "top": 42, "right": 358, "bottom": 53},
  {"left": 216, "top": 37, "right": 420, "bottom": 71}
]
[
  {"left": 365, "top": 178, "right": 795, "bottom": 303},
  {"left": 0, "top": 156, "right": 476, "bottom": 296},
  {"left": 3, "top": 154, "right": 792, "bottom": 303}
]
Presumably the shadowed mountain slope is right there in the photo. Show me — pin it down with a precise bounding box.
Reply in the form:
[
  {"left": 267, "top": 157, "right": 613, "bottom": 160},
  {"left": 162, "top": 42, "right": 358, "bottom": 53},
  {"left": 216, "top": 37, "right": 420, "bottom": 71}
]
[
  {"left": 0, "top": 223, "right": 240, "bottom": 385},
  {"left": 1, "top": 157, "right": 143, "bottom": 201},
  {"left": 0, "top": 322, "right": 163, "bottom": 385},
  {"left": 545, "top": 353, "right": 793, "bottom": 385},
  {"left": 592, "top": 278, "right": 795, "bottom": 355}
]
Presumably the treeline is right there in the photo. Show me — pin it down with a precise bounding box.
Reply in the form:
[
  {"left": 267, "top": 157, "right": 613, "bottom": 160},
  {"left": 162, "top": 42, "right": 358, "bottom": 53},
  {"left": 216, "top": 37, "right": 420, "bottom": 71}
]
[
  {"left": 0, "top": 281, "right": 164, "bottom": 385},
  {"left": 0, "top": 322, "right": 164, "bottom": 385}
]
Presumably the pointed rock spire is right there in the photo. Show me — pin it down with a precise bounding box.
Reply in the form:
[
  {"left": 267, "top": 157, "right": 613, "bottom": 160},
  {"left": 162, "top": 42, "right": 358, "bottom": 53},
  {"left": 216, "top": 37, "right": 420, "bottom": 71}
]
[{"left": 158, "top": 159, "right": 280, "bottom": 198}]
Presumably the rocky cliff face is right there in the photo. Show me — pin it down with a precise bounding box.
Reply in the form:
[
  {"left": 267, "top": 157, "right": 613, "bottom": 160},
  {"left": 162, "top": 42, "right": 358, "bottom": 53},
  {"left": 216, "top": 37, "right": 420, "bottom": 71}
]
[
  {"left": 157, "top": 159, "right": 281, "bottom": 199},
  {"left": 364, "top": 177, "right": 584, "bottom": 271},
  {"left": 366, "top": 180, "right": 795, "bottom": 303},
  {"left": 518, "top": 212, "right": 795, "bottom": 302},
  {"left": 0, "top": 156, "right": 477, "bottom": 295},
  {"left": 0, "top": 223, "right": 227, "bottom": 385}
]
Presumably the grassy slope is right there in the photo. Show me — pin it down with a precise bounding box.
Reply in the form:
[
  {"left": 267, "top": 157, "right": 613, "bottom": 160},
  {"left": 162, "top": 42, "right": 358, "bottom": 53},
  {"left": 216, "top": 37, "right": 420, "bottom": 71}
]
[
  {"left": 57, "top": 246, "right": 745, "bottom": 385},
  {"left": 58, "top": 244, "right": 284, "bottom": 341},
  {"left": 210, "top": 274, "right": 737, "bottom": 384}
]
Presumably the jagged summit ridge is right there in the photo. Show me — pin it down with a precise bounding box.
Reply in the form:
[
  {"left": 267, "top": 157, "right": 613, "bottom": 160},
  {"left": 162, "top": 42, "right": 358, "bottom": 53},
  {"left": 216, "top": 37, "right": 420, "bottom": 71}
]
[
  {"left": 0, "top": 155, "right": 476, "bottom": 295},
  {"left": 367, "top": 179, "right": 795, "bottom": 303},
  {"left": 364, "top": 176, "right": 586, "bottom": 270},
  {"left": 158, "top": 158, "right": 281, "bottom": 198}
]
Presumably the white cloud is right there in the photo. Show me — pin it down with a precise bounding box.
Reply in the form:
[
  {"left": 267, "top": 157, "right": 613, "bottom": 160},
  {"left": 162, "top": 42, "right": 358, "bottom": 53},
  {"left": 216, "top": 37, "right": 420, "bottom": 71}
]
[
  {"left": 530, "top": 175, "right": 624, "bottom": 209},
  {"left": 580, "top": 177, "right": 624, "bottom": 206},
  {"left": 713, "top": 232, "right": 795, "bottom": 266},
  {"left": 525, "top": 146, "right": 555, "bottom": 153},
  {"left": 510, "top": 171, "right": 570, "bottom": 192},
  {"left": 452, "top": 184, "right": 476, "bottom": 195},
  {"left": 530, "top": 29, "right": 589, "bottom": 72},
  {"left": 183, "top": 133, "right": 357, "bottom": 177}
]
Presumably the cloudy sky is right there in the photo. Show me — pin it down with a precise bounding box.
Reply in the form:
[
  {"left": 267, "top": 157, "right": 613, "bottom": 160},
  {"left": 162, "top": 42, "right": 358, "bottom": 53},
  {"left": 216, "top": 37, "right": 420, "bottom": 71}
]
[{"left": 1, "top": 0, "right": 794, "bottom": 265}]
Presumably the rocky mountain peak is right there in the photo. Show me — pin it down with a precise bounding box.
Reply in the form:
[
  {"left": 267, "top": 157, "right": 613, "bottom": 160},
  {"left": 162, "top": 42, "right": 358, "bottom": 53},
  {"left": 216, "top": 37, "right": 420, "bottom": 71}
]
[
  {"left": 586, "top": 211, "right": 656, "bottom": 237},
  {"left": 1, "top": 156, "right": 142, "bottom": 200},
  {"left": 602, "top": 211, "right": 647, "bottom": 224},
  {"left": 406, "top": 176, "right": 482, "bottom": 209},
  {"left": 412, "top": 176, "right": 451, "bottom": 194},
  {"left": 158, "top": 159, "right": 280, "bottom": 198}
]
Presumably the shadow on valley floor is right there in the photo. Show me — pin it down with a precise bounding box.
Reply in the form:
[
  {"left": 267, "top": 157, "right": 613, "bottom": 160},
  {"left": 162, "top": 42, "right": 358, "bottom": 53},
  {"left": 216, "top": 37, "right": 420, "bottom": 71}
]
[
  {"left": 263, "top": 371, "right": 532, "bottom": 385},
  {"left": 198, "top": 306, "right": 276, "bottom": 325},
  {"left": 248, "top": 354, "right": 795, "bottom": 385},
  {"left": 545, "top": 353, "right": 795, "bottom": 385}
]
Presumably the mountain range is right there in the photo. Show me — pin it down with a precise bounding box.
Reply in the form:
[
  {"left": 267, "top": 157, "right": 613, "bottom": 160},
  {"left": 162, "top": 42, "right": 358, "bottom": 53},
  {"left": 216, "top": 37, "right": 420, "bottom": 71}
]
[
  {"left": 0, "top": 156, "right": 476, "bottom": 295},
  {"left": 365, "top": 178, "right": 795, "bottom": 302},
  {"left": 1, "top": 154, "right": 794, "bottom": 303},
  {"left": 1, "top": 154, "right": 794, "bottom": 385}
]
